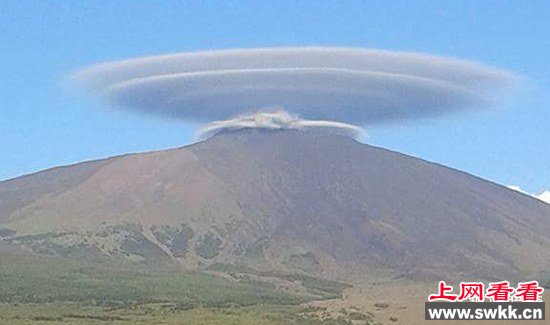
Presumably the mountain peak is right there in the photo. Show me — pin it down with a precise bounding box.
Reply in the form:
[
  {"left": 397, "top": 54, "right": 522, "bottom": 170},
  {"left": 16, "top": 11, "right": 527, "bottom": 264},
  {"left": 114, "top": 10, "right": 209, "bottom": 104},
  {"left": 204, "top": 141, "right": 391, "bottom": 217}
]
[
  {"left": 197, "top": 125, "right": 360, "bottom": 147},
  {"left": 1, "top": 129, "right": 549, "bottom": 282}
]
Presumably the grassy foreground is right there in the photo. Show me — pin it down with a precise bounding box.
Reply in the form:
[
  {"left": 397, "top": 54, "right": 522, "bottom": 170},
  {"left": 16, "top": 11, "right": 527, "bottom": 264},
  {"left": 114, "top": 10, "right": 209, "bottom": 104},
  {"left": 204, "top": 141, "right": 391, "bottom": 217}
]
[
  {"left": 0, "top": 303, "right": 348, "bottom": 325},
  {"left": 0, "top": 248, "right": 361, "bottom": 324}
]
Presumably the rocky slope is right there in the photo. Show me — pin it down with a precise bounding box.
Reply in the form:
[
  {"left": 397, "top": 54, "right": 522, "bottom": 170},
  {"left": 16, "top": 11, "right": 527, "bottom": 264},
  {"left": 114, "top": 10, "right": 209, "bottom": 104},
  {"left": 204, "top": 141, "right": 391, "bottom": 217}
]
[{"left": 1, "top": 129, "right": 549, "bottom": 282}]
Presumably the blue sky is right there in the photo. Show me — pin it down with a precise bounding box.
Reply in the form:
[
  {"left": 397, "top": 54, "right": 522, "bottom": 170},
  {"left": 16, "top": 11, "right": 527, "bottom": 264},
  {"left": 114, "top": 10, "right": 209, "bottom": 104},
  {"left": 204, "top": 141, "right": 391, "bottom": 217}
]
[{"left": 1, "top": 1, "right": 549, "bottom": 193}]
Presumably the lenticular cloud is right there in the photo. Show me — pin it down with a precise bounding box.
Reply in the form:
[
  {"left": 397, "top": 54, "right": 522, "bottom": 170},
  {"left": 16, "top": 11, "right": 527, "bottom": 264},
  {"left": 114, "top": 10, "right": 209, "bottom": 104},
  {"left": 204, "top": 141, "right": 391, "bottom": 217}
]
[{"left": 73, "top": 47, "right": 517, "bottom": 126}]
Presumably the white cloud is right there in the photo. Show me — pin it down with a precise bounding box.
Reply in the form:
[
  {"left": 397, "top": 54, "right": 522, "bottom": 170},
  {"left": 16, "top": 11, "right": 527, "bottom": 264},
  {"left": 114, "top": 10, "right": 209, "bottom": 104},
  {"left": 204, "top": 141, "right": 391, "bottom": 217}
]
[
  {"left": 507, "top": 186, "right": 550, "bottom": 204},
  {"left": 537, "top": 190, "right": 550, "bottom": 204},
  {"left": 197, "top": 110, "right": 364, "bottom": 140}
]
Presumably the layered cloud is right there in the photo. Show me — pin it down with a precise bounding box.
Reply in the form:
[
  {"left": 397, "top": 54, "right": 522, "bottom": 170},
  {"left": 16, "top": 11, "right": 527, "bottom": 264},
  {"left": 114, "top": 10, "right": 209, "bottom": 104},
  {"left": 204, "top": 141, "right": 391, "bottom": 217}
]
[
  {"left": 197, "top": 110, "right": 364, "bottom": 140},
  {"left": 72, "top": 47, "right": 518, "bottom": 127}
]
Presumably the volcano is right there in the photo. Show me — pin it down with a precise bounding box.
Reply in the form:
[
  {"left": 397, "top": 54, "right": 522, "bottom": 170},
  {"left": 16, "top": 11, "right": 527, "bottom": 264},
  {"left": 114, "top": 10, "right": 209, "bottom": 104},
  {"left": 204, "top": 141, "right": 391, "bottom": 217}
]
[{"left": 1, "top": 129, "right": 549, "bottom": 282}]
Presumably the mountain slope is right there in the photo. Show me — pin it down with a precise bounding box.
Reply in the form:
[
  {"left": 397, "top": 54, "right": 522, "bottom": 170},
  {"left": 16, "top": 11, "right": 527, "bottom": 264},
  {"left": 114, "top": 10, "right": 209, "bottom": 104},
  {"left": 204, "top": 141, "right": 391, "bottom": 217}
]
[
  {"left": 1, "top": 129, "right": 549, "bottom": 281},
  {"left": 0, "top": 159, "right": 111, "bottom": 223}
]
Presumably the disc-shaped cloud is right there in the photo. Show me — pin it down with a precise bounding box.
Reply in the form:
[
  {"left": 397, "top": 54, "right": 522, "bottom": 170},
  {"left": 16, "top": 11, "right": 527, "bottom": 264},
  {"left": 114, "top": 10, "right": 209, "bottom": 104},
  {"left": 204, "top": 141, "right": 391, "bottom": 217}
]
[{"left": 73, "top": 47, "right": 517, "bottom": 125}]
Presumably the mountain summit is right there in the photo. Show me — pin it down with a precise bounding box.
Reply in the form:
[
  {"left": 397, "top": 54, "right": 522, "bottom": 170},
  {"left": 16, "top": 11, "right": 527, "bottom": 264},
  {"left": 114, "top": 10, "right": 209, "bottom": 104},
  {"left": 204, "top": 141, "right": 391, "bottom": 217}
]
[{"left": 1, "top": 129, "right": 549, "bottom": 282}]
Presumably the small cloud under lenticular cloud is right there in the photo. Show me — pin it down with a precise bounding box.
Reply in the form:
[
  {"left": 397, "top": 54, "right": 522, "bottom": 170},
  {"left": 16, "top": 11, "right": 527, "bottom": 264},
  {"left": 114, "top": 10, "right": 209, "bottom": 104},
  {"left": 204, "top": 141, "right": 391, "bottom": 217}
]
[
  {"left": 507, "top": 186, "right": 550, "bottom": 204},
  {"left": 197, "top": 110, "right": 365, "bottom": 140},
  {"left": 72, "top": 47, "right": 519, "bottom": 127}
]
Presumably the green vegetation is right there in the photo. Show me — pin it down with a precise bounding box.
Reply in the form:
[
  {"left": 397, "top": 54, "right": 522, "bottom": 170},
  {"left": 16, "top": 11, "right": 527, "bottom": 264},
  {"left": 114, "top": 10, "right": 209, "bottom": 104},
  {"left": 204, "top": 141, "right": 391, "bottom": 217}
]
[
  {"left": 5, "top": 223, "right": 175, "bottom": 264},
  {"left": 289, "top": 251, "right": 321, "bottom": 272},
  {"left": 0, "top": 303, "right": 374, "bottom": 324},
  {"left": 6, "top": 231, "right": 103, "bottom": 259},
  {"left": 0, "top": 244, "right": 360, "bottom": 324},
  {"left": 195, "top": 231, "right": 222, "bottom": 259},
  {"left": 373, "top": 303, "right": 389, "bottom": 309},
  {"left": 237, "top": 236, "right": 269, "bottom": 257},
  {"left": 118, "top": 228, "right": 169, "bottom": 264},
  {"left": 0, "top": 228, "right": 15, "bottom": 238},
  {"left": 0, "top": 221, "right": 357, "bottom": 324},
  {"left": 206, "top": 263, "right": 351, "bottom": 299},
  {"left": 150, "top": 223, "right": 194, "bottom": 257},
  {"left": 0, "top": 251, "right": 301, "bottom": 307}
]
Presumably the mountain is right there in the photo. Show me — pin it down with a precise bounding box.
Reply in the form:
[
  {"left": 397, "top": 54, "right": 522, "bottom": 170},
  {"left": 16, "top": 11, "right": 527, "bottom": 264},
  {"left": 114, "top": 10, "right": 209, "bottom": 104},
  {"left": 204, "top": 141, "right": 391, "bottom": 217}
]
[{"left": 1, "top": 129, "right": 549, "bottom": 282}]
